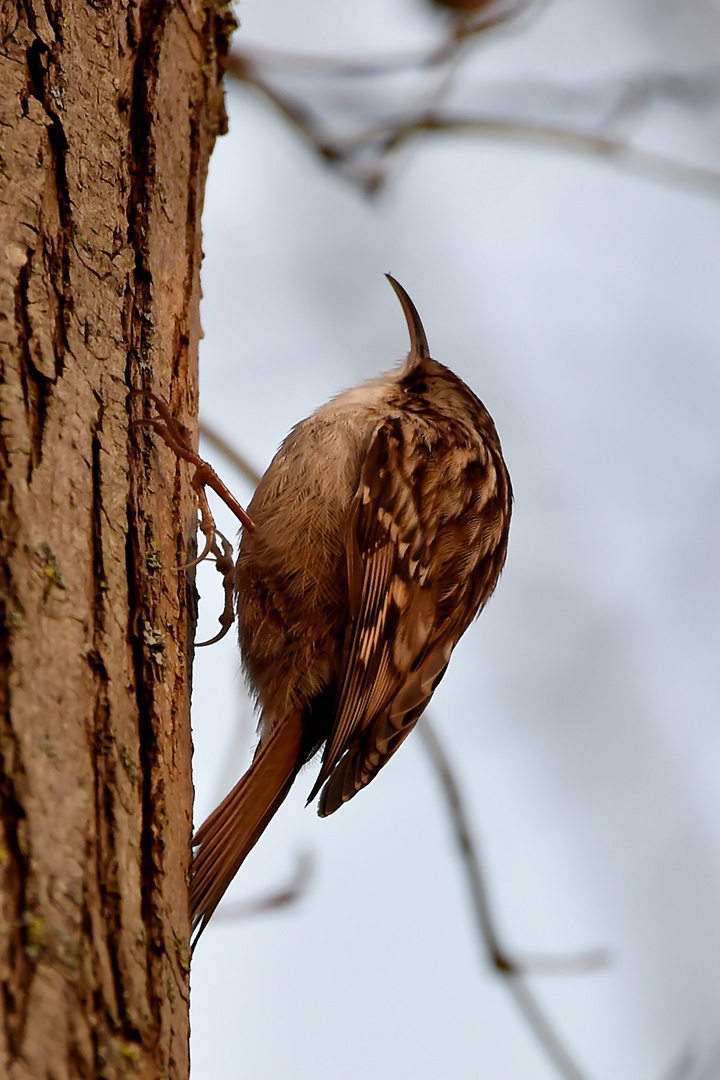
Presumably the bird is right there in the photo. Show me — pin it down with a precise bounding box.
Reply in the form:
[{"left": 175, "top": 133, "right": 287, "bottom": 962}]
[{"left": 189, "top": 275, "right": 512, "bottom": 941}]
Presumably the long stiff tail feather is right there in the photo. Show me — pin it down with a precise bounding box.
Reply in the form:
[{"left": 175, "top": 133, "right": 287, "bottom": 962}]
[{"left": 190, "top": 711, "right": 304, "bottom": 944}]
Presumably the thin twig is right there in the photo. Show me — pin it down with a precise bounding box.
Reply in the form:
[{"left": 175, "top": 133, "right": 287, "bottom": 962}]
[
  {"left": 228, "top": 2, "right": 539, "bottom": 79},
  {"left": 199, "top": 420, "right": 262, "bottom": 488},
  {"left": 418, "top": 716, "right": 596, "bottom": 1080},
  {"left": 364, "top": 113, "right": 720, "bottom": 197},
  {"left": 213, "top": 854, "right": 314, "bottom": 921}
]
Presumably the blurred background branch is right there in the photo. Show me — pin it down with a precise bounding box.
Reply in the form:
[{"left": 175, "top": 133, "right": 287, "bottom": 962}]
[{"left": 227, "top": 0, "right": 720, "bottom": 196}]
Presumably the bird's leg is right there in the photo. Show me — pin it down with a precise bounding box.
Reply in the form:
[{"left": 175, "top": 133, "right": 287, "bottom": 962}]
[
  {"left": 196, "top": 532, "right": 237, "bottom": 647},
  {"left": 132, "top": 390, "right": 255, "bottom": 536},
  {"left": 131, "top": 391, "right": 254, "bottom": 644}
]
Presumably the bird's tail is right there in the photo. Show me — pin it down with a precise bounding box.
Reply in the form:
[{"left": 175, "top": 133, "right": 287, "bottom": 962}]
[{"left": 190, "top": 710, "right": 304, "bottom": 944}]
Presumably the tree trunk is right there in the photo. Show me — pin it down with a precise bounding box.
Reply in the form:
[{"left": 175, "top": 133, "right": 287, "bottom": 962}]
[{"left": 0, "top": 3, "right": 234, "bottom": 1076}]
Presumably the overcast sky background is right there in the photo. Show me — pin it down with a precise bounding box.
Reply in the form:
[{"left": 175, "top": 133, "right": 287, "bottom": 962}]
[{"left": 188, "top": 2, "right": 720, "bottom": 1078}]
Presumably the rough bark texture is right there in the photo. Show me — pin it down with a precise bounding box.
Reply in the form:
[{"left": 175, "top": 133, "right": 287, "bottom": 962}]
[{"left": 0, "top": 2, "right": 235, "bottom": 1077}]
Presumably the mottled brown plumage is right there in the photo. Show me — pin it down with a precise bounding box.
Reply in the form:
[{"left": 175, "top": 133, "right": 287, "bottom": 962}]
[{"left": 190, "top": 276, "right": 512, "bottom": 940}]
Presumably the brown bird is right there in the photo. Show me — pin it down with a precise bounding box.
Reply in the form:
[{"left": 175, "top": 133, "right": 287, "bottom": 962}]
[{"left": 190, "top": 275, "right": 512, "bottom": 940}]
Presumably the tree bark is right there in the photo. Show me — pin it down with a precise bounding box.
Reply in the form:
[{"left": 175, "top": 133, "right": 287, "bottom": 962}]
[{"left": 0, "top": 3, "right": 234, "bottom": 1076}]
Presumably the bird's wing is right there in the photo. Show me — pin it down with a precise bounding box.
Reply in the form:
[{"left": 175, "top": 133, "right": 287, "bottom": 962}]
[{"left": 307, "top": 418, "right": 454, "bottom": 815}]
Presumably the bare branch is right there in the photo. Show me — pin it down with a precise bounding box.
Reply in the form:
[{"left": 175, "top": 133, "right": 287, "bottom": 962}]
[
  {"left": 418, "top": 716, "right": 600, "bottom": 1080},
  {"left": 227, "top": 34, "right": 720, "bottom": 198}
]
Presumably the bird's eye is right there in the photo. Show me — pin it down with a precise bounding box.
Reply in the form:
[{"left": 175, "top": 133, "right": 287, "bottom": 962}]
[{"left": 407, "top": 381, "right": 428, "bottom": 394}]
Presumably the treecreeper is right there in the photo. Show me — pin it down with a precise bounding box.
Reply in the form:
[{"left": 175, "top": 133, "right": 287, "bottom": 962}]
[{"left": 159, "top": 276, "right": 512, "bottom": 942}]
